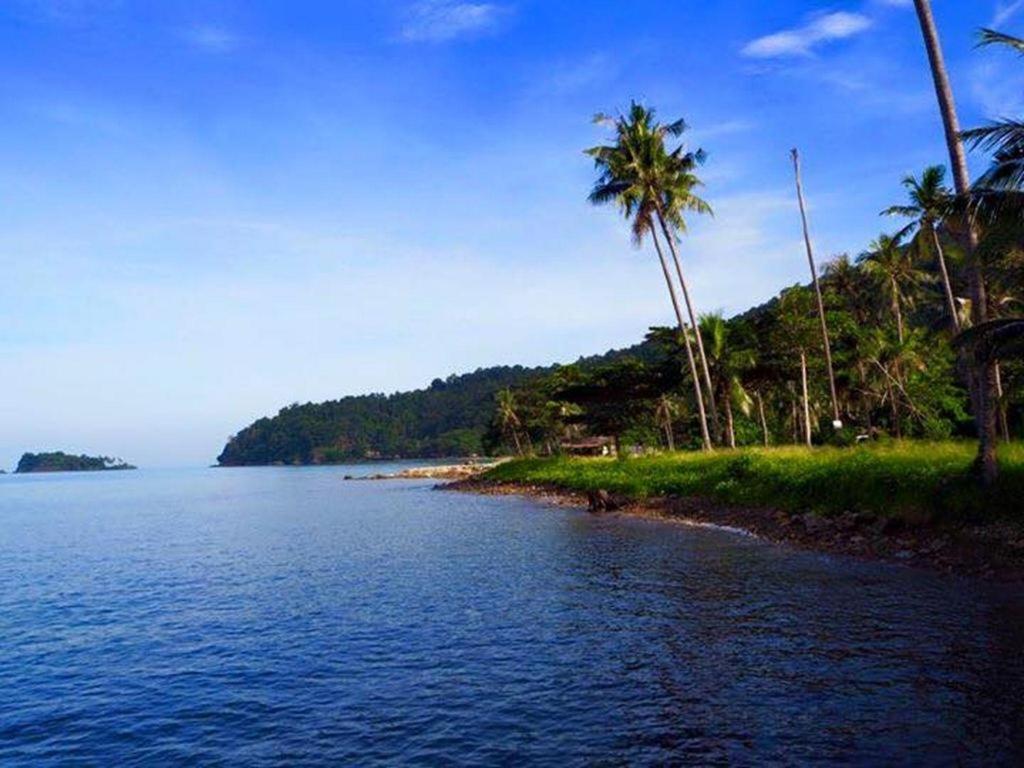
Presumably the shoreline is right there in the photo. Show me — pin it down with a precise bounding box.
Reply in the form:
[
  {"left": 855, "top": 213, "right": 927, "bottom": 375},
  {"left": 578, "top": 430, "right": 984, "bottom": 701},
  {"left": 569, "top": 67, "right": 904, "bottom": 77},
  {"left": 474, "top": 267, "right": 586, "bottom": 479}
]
[{"left": 444, "top": 476, "right": 1024, "bottom": 583}]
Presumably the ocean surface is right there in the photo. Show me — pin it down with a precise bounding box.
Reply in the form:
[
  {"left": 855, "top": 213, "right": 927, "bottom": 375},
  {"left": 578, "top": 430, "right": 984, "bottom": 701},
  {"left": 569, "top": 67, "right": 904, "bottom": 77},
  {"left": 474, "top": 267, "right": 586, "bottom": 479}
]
[{"left": 1, "top": 466, "right": 1022, "bottom": 766}]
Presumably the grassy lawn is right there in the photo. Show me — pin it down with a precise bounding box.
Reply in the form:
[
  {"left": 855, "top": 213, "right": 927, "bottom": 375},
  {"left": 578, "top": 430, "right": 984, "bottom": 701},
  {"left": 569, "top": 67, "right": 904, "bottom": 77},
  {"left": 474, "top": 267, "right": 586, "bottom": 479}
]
[{"left": 484, "top": 442, "right": 1024, "bottom": 521}]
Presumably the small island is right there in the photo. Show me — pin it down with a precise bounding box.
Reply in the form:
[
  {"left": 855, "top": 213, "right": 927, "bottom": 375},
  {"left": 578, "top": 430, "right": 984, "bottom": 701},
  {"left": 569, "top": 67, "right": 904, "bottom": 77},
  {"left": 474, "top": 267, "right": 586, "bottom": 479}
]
[{"left": 15, "top": 452, "right": 137, "bottom": 474}]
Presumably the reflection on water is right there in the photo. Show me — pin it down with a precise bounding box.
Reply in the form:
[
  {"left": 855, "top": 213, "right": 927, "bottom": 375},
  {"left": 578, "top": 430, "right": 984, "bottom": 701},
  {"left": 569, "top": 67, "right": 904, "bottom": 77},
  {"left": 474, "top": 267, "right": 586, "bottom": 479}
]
[{"left": 0, "top": 467, "right": 1022, "bottom": 765}]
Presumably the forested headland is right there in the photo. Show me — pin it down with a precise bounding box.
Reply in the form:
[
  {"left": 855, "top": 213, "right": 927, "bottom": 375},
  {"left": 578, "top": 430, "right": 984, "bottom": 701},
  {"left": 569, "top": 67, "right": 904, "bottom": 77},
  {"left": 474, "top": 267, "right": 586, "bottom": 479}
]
[{"left": 216, "top": 344, "right": 658, "bottom": 465}]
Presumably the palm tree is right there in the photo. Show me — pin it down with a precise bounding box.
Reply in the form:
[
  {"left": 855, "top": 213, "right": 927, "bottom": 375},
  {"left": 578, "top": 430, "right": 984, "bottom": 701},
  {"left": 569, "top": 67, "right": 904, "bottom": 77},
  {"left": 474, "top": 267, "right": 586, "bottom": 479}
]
[
  {"left": 911, "top": 0, "right": 998, "bottom": 483},
  {"left": 654, "top": 393, "right": 684, "bottom": 451},
  {"left": 496, "top": 388, "right": 525, "bottom": 456},
  {"left": 883, "top": 166, "right": 961, "bottom": 331},
  {"left": 587, "top": 103, "right": 714, "bottom": 450},
  {"left": 654, "top": 137, "right": 721, "bottom": 442},
  {"left": 791, "top": 149, "right": 842, "bottom": 431},
  {"left": 700, "top": 313, "right": 754, "bottom": 449},
  {"left": 777, "top": 287, "right": 819, "bottom": 447},
  {"left": 859, "top": 233, "right": 928, "bottom": 344},
  {"left": 963, "top": 30, "right": 1024, "bottom": 191}
]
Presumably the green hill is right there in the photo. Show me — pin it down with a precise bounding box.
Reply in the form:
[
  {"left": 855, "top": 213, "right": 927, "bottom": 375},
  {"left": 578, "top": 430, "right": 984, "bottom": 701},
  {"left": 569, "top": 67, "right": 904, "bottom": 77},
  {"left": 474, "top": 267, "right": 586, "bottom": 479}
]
[{"left": 217, "top": 343, "right": 657, "bottom": 466}]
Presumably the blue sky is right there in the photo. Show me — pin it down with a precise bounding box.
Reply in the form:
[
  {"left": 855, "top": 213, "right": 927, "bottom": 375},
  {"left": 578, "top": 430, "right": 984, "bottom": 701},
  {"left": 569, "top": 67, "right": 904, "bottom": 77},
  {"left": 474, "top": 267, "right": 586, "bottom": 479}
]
[{"left": 0, "top": 0, "right": 1020, "bottom": 467}]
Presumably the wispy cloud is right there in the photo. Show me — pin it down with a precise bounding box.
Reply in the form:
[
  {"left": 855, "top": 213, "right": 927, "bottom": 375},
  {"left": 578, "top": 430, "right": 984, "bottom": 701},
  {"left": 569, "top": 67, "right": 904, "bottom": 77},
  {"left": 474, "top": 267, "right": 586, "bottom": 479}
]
[
  {"left": 182, "top": 25, "right": 242, "bottom": 54},
  {"left": 400, "top": 1, "right": 508, "bottom": 43},
  {"left": 992, "top": 0, "right": 1024, "bottom": 27},
  {"left": 742, "top": 11, "right": 872, "bottom": 59},
  {"left": 11, "top": 0, "right": 120, "bottom": 24}
]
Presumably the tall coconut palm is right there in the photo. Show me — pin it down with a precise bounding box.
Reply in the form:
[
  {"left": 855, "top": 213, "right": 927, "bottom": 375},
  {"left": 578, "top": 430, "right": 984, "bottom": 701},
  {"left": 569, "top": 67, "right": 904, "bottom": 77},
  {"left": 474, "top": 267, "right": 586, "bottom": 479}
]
[
  {"left": 591, "top": 104, "right": 720, "bottom": 439},
  {"left": 912, "top": 0, "right": 999, "bottom": 483},
  {"left": 587, "top": 105, "right": 714, "bottom": 451},
  {"left": 587, "top": 103, "right": 715, "bottom": 450},
  {"left": 791, "top": 149, "right": 842, "bottom": 430},
  {"left": 883, "top": 166, "right": 961, "bottom": 331},
  {"left": 859, "top": 233, "right": 928, "bottom": 344},
  {"left": 654, "top": 138, "right": 721, "bottom": 442}
]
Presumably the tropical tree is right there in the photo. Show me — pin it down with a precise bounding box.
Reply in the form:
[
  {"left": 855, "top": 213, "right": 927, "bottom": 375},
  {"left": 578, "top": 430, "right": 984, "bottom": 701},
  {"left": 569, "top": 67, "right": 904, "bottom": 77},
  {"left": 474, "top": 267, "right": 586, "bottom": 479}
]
[
  {"left": 858, "top": 233, "right": 929, "bottom": 344},
  {"left": 962, "top": 30, "right": 1024, "bottom": 191},
  {"left": 776, "top": 287, "right": 820, "bottom": 447},
  {"left": 656, "top": 136, "right": 720, "bottom": 442},
  {"left": 883, "top": 166, "right": 961, "bottom": 331},
  {"left": 496, "top": 388, "right": 525, "bottom": 456},
  {"left": 700, "top": 313, "right": 754, "bottom": 449},
  {"left": 911, "top": 0, "right": 999, "bottom": 482},
  {"left": 586, "top": 103, "right": 715, "bottom": 450},
  {"left": 654, "top": 393, "right": 684, "bottom": 451}
]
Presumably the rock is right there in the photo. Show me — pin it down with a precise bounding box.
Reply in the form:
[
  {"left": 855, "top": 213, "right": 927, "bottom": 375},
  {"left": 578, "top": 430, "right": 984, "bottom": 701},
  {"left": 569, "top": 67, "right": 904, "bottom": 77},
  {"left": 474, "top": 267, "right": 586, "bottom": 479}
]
[
  {"left": 588, "top": 489, "right": 621, "bottom": 513},
  {"left": 872, "top": 517, "right": 904, "bottom": 536},
  {"left": 800, "top": 514, "right": 832, "bottom": 536}
]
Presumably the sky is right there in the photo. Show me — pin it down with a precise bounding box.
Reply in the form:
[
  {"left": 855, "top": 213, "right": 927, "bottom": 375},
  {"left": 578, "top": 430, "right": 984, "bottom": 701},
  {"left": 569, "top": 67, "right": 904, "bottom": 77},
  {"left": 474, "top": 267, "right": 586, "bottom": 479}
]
[{"left": 1, "top": 0, "right": 1021, "bottom": 468}]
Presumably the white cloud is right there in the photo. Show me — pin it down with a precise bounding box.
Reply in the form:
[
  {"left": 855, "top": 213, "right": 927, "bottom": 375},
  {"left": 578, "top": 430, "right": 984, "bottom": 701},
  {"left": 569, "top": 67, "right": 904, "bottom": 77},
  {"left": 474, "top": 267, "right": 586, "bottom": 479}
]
[
  {"left": 992, "top": 1, "right": 1024, "bottom": 27},
  {"left": 742, "top": 11, "right": 873, "bottom": 59},
  {"left": 182, "top": 25, "right": 242, "bottom": 54},
  {"left": 400, "top": 0, "right": 508, "bottom": 43}
]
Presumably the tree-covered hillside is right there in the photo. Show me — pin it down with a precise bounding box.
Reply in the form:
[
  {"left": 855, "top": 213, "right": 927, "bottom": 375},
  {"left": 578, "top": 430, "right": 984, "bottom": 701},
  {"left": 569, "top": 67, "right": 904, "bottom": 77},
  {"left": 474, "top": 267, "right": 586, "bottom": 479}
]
[
  {"left": 217, "top": 344, "right": 657, "bottom": 465},
  {"left": 15, "top": 452, "right": 136, "bottom": 473}
]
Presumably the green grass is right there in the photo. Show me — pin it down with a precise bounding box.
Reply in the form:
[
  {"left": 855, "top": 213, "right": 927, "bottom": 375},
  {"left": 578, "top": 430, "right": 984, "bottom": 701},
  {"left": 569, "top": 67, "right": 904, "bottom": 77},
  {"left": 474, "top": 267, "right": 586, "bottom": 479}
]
[{"left": 484, "top": 442, "right": 1024, "bottom": 522}]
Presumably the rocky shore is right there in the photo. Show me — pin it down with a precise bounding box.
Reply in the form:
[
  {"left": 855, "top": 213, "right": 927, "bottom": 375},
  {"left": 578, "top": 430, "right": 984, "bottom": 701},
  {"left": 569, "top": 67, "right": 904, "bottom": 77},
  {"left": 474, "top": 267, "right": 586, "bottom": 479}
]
[
  {"left": 445, "top": 478, "right": 1024, "bottom": 582},
  {"left": 346, "top": 461, "right": 503, "bottom": 482}
]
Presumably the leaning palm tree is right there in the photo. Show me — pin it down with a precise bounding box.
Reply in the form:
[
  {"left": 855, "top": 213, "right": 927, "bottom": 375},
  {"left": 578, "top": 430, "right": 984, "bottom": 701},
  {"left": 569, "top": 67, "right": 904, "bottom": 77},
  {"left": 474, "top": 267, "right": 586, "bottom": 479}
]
[
  {"left": 883, "top": 166, "right": 961, "bottom": 331},
  {"left": 912, "top": 0, "right": 998, "bottom": 483},
  {"left": 589, "top": 105, "right": 720, "bottom": 441},
  {"left": 587, "top": 103, "right": 715, "bottom": 450},
  {"left": 791, "top": 149, "right": 843, "bottom": 431},
  {"left": 654, "top": 135, "right": 720, "bottom": 442}
]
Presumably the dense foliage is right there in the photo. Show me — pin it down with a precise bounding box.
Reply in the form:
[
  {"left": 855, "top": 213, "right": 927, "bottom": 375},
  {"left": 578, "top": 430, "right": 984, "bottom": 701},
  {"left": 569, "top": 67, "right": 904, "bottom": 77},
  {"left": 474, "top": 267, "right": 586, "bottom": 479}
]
[
  {"left": 217, "top": 345, "right": 658, "bottom": 465},
  {"left": 15, "top": 452, "right": 136, "bottom": 473},
  {"left": 485, "top": 443, "right": 1024, "bottom": 520}
]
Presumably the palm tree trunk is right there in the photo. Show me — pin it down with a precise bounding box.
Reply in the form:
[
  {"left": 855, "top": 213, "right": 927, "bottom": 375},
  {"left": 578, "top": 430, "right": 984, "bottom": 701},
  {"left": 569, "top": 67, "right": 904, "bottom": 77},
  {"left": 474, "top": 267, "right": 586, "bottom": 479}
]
[
  {"left": 510, "top": 428, "right": 523, "bottom": 457},
  {"left": 892, "top": 278, "right": 905, "bottom": 344},
  {"left": 664, "top": 422, "right": 675, "bottom": 452},
  {"left": 655, "top": 211, "right": 721, "bottom": 442},
  {"left": 791, "top": 149, "right": 842, "bottom": 429},
  {"left": 756, "top": 391, "right": 770, "bottom": 447},
  {"left": 929, "top": 225, "right": 960, "bottom": 333},
  {"left": 996, "top": 363, "right": 1011, "bottom": 442},
  {"left": 886, "top": 376, "right": 902, "bottom": 439},
  {"left": 912, "top": 0, "right": 998, "bottom": 484},
  {"left": 651, "top": 228, "right": 713, "bottom": 451},
  {"left": 800, "top": 350, "right": 812, "bottom": 447},
  {"left": 725, "top": 397, "right": 736, "bottom": 449}
]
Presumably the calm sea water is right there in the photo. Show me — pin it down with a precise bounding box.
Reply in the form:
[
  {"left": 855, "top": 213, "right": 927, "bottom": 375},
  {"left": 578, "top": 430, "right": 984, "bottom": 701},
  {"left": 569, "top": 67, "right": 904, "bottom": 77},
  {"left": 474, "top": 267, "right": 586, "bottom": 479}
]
[{"left": 1, "top": 467, "right": 1022, "bottom": 766}]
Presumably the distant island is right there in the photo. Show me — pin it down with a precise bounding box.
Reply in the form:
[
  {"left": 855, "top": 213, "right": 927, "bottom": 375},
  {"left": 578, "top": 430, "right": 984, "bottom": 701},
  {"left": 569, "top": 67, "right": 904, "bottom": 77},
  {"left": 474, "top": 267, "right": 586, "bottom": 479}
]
[{"left": 15, "top": 452, "right": 137, "bottom": 474}]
